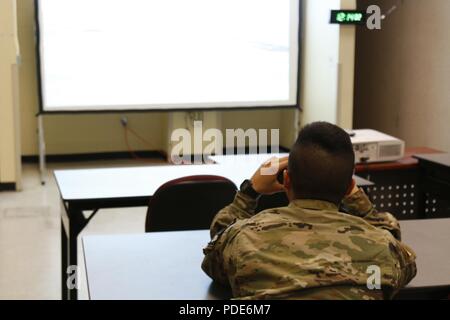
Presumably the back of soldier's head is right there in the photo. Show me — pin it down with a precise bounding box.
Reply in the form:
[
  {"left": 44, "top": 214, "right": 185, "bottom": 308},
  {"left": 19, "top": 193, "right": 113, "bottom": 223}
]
[{"left": 288, "top": 122, "right": 355, "bottom": 204}]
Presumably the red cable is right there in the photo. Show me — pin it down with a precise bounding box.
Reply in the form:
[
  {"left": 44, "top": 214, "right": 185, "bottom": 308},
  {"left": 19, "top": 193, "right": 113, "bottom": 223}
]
[{"left": 123, "top": 126, "right": 161, "bottom": 163}]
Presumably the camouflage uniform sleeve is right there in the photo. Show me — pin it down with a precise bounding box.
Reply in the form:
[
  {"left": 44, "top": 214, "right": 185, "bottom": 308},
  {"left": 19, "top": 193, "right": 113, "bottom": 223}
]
[
  {"left": 201, "top": 191, "right": 257, "bottom": 286},
  {"left": 209, "top": 191, "right": 258, "bottom": 238},
  {"left": 389, "top": 241, "right": 418, "bottom": 295},
  {"left": 201, "top": 221, "right": 241, "bottom": 287},
  {"left": 340, "top": 188, "right": 402, "bottom": 240},
  {"left": 341, "top": 188, "right": 417, "bottom": 292}
]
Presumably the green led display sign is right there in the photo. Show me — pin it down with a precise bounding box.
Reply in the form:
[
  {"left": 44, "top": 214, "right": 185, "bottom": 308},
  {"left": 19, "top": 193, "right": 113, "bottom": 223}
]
[{"left": 330, "top": 10, "right": 366, "bottom": 25}]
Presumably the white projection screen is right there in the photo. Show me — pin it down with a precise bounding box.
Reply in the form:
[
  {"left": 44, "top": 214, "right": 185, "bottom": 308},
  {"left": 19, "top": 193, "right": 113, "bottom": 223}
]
[{"left": 36, "top": 0, "right": 300, "bottom": 112}]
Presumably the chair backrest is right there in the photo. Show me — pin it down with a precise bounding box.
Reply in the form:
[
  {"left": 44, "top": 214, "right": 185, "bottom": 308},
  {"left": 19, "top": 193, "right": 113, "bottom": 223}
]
[{"left": 145, "top": 175, "right": 237, "bottom": 232}]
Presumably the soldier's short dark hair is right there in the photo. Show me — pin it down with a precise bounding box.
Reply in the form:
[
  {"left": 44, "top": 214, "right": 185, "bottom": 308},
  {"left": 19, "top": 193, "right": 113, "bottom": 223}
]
[{"left": 288, "top": 121, "right": 355, "bottom": 204}]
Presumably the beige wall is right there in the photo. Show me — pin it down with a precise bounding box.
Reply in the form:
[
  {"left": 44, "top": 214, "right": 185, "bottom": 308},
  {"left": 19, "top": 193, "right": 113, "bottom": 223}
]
[
  {"left": 354, "top": 0, "right": 450, "bottom": 152},
  {"left": 300, "top": 0, "right": 340, "bottom": 126},
  {"left": 298, "top": 0, "right": 356, "bottom": 131},
  {"left": 337, "top": 0, "right": 356, "bottom": 129},
  {"left": 0, "top": 0, "right": 21, "bottom": 185}
]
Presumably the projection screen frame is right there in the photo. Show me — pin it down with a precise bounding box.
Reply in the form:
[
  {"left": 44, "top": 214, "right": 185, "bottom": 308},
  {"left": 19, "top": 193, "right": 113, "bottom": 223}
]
[{"left": 34, "top": 0, "right": 303, "bottom": 114}]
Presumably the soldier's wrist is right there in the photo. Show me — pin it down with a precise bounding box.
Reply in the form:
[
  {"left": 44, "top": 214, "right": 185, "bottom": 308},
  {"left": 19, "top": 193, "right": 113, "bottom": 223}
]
[{"left": 240, "top": 179, "right": 261, "bottom": 200}]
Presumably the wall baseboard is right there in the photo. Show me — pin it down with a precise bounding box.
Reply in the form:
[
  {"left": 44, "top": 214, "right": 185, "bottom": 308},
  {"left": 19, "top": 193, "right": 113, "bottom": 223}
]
[
  {"left": 0, "top": 183, "right": 16, "bottom": 192},
  {"left": 21, "top": 146, "right": 290, "bottom": 164},
  {"left": 22, "top": 150, "right": 167, "bottom": 163}
]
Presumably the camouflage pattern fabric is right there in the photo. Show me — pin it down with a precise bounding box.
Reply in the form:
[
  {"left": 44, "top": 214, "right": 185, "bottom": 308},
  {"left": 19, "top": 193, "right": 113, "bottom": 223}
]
[{"left": 201, "top": 188, "right": 417, "bottom": 300}]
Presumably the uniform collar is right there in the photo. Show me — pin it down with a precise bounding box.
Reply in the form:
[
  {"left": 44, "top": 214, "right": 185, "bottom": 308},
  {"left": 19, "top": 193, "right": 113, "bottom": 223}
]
[{"left": 289, "top": 199, "right": 339, "bottom": 212}]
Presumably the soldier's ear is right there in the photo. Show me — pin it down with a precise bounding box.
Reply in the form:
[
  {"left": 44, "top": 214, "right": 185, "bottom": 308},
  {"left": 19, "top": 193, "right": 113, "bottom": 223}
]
[
  {"left": 345, "top": 178, "right": 356, "bottom": 196},
  {"left": 283, "top": 170, "right": 291, "bottom": 189}
]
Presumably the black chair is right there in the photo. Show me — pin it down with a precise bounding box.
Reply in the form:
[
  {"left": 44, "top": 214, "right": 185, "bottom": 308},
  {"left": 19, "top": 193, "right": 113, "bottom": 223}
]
[{"left": 145, "top": 175, "right": 237, "bottom": 232}]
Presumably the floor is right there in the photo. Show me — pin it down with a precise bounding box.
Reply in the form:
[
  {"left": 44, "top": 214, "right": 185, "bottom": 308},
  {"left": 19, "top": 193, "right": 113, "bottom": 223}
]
[{"left": 0, "top": 159, "right": 165, "bottom": 300}]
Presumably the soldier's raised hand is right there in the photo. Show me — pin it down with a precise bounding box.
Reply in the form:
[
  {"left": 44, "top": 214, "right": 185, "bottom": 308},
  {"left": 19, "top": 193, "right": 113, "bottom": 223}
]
[{"left": 251, "top": 157, "right": 288, "bottom": 195}]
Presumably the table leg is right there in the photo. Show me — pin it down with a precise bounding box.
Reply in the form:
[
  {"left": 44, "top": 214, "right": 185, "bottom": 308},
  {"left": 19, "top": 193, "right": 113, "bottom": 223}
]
[
  {"left": 61, "top": 217, "right": 68, "bottom": 300},
  {"left": 68, "top": 215, "right": 79, "bottom": 301},
  {"left": 59, "top": 198, "right": 138, "bottom": 299},
  {"left": 61, "top": 201, "right": 87, "bottom": 300}
]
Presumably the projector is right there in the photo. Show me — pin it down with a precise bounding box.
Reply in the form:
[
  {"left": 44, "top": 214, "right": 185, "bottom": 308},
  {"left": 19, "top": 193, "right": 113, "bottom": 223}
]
[{"left": 347, "top": 129, "right": 405, "bottom": 164}]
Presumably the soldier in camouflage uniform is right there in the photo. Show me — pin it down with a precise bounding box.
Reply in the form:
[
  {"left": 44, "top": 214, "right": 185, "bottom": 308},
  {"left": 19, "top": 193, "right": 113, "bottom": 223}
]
[{"left": 202, "top": 122, "right": 416, "bottom": 300}]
